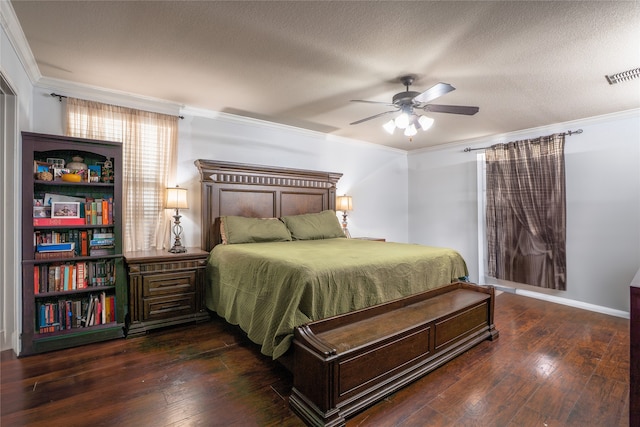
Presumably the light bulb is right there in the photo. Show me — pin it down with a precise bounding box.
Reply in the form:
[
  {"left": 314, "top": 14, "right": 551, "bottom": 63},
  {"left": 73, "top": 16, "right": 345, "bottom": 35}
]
[
  {"left": 394, "top": 113, "right": 409, "bottom": 129},
  {"left": 418, "top": 115, "right": 434, "bottom": 131},
  {"left": 404, "top": 124, "right": 417, "bottom": 137},
  {"left": 382, "top": 119, "right": 396, "bottom": 134}
]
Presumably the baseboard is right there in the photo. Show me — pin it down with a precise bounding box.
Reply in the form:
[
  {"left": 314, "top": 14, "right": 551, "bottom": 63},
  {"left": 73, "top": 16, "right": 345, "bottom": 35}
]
[{"left": 489, "top": 284, "right": 629, "bottom": 319}]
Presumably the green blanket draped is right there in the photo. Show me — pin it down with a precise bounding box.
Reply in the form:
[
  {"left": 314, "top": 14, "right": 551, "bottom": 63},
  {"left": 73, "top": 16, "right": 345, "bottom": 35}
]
[{"left": 205, "top": 238, "right": 468, "bottom": 359}]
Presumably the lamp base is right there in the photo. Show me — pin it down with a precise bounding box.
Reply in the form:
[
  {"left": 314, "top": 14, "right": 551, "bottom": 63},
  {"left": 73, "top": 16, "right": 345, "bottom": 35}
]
[
  {"left": 168, "top": 211, "right": 187, "bottom": 253},
  {"left": 341, "top": 211, "right": 351, "bottom": 238},
  {"left": 168, "top": 244, "right": 187, "bottom": 254}
]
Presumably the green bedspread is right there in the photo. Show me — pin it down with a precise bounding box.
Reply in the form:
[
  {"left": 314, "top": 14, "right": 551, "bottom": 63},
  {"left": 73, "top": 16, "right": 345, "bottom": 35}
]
[{"left": 205, "top": 238, "right": 468, "bottom": 359}]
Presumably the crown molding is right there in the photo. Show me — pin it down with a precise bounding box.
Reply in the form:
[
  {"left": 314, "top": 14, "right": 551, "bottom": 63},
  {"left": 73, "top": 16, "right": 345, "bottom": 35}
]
[
  {"left": 412, "top": 108, "right": 640, "bottom": 154},
  {"left": 181, "top": 106, "right": 407, "bottom": 155},
  {"left": 36, "top": 76, "right": 183, "bottom": 116},
  {"left": 0, "top": 0, "right": 40, "bottom": 84}
]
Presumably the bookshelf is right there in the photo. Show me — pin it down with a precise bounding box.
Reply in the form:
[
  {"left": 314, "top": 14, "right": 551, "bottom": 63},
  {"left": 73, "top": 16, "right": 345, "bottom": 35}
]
[{"left": 21, "top": 132, "right": 127, "bottom": 355}]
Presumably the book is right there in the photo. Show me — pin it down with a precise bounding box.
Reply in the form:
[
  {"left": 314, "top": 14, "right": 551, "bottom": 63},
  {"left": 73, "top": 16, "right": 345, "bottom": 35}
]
[
  {"left": 91, "top": 202, "right": 97, "bottom": 225},
  {"left": 107, "top": 199, "right": 113, "bottom": 224},
  {"left": 54, "top": 266, "right": 61, "bottom": 291},
  {"left": 96, "top": 202, "right": 102, "bottom": 225},
  {"left": 35, "top": 250, "right": 74, "bottom": 260},
  {"left": 85, "top": 202, "right": 92, "bottom": 225},
  {"left": 76, "top": 262, "right": 86, "bottom": 289},
  {"left": 86, "top": 296, "right": 95, "bottom": 327},
  {"left": 89, "top": 238, "right": 115, "bottom": 246},
  {"left": 102, "top": 200, "right": 108, "bottom": 225},
  {"left": 48, "top": 268, "right": 55, "bottom": 292},
  {"left": 80, "top": 231, "right": 88, "bottom": 256},
  {"left": 34, "top": 266, "right": 39, "bottom": 295},
  {"left": 37, "top": 242, "right": 75, "bottom": 252},
  {"left": 63, "top": 265, "right": 70, "bottom": 291},
  {"left": 33, "top": 217, "right": 85, "bottom": 226},
  {"left": 93, "top": 232, "right": 114, "bottom": 239},
  {"left": 89, "top": 247, "right": 115, "bottom": 256},
  {"left": 100, "top": 292, "right": 106, "bottom": 324},
  {"left": 73, "top": 301, "right": 81, "bottom": 328}
]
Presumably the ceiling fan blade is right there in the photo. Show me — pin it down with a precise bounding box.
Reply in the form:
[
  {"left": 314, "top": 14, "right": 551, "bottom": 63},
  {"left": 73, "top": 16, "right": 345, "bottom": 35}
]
[
  {"left": 350, "top": 99, "right": 395, "bottom": 106},
  {"left": 350, "top": 109, "right": 398, "bottom": 125},
  {"left": 423, "top": 104, "right": 479, "bottom": 115},
  {"left": 413, "top": 82, "right": 456, "bottom": 104}
]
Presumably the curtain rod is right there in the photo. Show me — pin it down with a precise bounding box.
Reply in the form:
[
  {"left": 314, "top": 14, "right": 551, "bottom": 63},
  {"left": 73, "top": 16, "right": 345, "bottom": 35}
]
[
  {"left": 50, "top": 93, "right": 185, "bottom": 119},
  {"left": 463, "top": 129, "right": 583, "bottom": 152}
]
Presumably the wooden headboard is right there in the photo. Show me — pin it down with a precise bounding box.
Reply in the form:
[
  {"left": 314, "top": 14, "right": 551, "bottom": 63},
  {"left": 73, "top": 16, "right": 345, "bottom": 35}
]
[{"left": 194, "top": 159, "right": 343, "bottom": 251}]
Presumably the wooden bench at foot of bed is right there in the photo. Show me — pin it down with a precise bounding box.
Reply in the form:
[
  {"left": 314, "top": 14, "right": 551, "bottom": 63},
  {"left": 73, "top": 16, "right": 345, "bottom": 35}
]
[{"left": 290, "top": 281, "right": 499, "bottom": 427}]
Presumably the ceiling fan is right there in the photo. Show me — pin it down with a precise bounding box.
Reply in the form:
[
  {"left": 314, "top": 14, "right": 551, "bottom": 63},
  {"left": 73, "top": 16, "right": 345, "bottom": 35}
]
[{"left": 350, "top": 76, "right": 479, "bottom": 137}]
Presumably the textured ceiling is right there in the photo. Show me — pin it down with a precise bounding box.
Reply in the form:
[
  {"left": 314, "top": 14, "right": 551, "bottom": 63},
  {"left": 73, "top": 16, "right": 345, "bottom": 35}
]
[{"left": 10, "top": 1, "right": 640, "bottom": 150}]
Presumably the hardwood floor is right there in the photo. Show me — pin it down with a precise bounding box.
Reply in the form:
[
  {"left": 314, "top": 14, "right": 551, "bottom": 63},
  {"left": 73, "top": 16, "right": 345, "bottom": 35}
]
[{"left": 1, "top": 292, "right": 630, "bottom": 426}]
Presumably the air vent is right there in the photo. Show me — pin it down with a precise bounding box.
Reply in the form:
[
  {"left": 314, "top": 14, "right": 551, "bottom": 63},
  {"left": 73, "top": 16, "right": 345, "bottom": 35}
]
[{"left": 605, "top": 67, "right": 640, "bottom": 85}]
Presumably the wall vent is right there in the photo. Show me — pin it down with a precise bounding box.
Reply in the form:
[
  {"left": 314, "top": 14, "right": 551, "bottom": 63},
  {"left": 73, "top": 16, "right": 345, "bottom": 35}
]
[{"left": 605, "top": 67, "right": 640, "bottom": 85}]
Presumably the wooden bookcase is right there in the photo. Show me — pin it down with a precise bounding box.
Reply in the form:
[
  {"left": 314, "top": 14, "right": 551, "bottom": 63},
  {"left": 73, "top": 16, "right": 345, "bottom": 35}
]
[{"left": 21, "top": 132, "right": 127, "bottom": 355}]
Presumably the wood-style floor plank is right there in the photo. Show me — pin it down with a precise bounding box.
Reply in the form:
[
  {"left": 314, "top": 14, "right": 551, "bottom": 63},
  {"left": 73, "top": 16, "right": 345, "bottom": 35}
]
[{"left": 1, "top": 292, "right": 630, "bottom": 426}]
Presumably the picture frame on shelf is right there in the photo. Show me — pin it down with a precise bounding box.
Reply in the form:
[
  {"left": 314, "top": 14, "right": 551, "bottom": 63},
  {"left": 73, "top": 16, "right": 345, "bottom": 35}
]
[
  {"left": 33, "top": 161, "right": 52, "bottom": 173},
  {"left": 46, "top": 158, "right": 65, "bottom": 169},
  {"left": 51, "top": 202, "right": 80, "bottom": 218},
  {"left": 33, "top": 206, "right": 51, "bottom": 218},
  {"left": 88, "top": 165, "right": 101, "bottom": 183},
  {"left": 53, "top": 168, "right": 71, "bottom": 179}
]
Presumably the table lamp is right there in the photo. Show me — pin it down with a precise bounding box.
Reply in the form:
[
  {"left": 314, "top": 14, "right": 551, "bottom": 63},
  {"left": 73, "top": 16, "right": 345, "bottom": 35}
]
[
  {"left": 336, "top": 195, "right": 353, "bottom": 238},
  {"left": 165, "top": 185, "right": 188, "bottom": 253}
]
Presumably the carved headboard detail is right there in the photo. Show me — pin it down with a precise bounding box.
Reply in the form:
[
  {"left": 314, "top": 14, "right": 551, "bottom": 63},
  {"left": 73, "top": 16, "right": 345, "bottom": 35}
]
[{"left": 194, "top": 159, "right": 342, "bottom": 251}]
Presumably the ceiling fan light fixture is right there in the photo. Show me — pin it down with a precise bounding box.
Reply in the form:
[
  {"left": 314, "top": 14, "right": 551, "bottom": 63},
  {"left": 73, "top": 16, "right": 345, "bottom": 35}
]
[
  {"left": 382, "top": 119, "right": 396, "bottom": 134},
  {"left": 418, "top": 115, "right": 434, "bottom": 131},
  {"left": 395, "top": 113, "right": 410, "bottom": 129},
  {"left": 404, "top": 123, "right": 417, "bottom": 137}
]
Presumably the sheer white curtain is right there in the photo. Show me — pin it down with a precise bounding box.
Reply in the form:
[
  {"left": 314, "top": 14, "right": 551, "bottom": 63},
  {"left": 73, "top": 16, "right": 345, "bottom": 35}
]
[{"left": 65, "top": 98, "right": 178, "bottom": 251}]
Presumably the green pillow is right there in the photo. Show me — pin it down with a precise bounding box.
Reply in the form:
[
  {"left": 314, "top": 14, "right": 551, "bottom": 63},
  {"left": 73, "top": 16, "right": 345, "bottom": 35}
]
[
  {"left": 221, "top": 216, "right": 292, "bottom": 244},
  {"left": 281, "top": 210, "right": 346, "bottom": 240}
]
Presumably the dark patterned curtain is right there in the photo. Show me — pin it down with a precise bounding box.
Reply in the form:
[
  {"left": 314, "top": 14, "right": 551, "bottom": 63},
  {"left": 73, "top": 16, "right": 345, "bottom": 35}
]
[{"left": 486, "top": 133, "right": 566, "bottom": 290}]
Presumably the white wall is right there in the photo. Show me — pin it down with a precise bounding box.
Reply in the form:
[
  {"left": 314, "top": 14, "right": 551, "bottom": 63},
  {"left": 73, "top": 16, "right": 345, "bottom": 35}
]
[
  {"left": 408, "top": 110, "right": 640, "bottom": 313},
  {"left": 1, "top": 4, "right": 38, "bottom": 353},
  {"left": 176, "top": 110, "right": 409, "bottom": 247}
]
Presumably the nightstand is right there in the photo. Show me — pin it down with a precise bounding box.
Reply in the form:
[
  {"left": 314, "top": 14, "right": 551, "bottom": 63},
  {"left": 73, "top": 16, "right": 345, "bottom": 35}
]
[{"left": 124, "top": 248, "right": 210, "bottom": 337}]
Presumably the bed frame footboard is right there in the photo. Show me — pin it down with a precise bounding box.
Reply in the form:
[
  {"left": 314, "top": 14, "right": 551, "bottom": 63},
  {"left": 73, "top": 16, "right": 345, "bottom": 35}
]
[{"left": 290, "top": 282, "right": 499, "bottom": 427}]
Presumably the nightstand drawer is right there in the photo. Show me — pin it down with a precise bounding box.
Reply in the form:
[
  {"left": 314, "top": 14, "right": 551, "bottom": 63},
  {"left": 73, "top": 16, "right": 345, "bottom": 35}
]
[
  {"left": 143, "top": 293, "right": 196, "bottom": 320},
  {"left": 142, "top": 271, "right": 196, "bottom": 297}
]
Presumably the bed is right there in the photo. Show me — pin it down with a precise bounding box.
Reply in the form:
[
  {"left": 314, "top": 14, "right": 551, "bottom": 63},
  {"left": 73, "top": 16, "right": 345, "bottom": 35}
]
[{"left": 195, "top": 159, "right": 498, "bottom": 426}]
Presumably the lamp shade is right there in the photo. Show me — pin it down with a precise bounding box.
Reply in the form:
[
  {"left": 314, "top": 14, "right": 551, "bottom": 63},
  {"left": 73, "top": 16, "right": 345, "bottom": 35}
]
[
  {"left": 336, "top": 195, "right": 353, "bottom": 211},
  {"left": 165, "top": 186, "right": 188, "bottom": 209}
]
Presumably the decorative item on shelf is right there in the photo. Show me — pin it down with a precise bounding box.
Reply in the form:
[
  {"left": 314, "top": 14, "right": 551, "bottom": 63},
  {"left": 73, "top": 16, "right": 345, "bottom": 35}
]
[
  {"left": 165, "top": 185, "right": 189, "bottom": 253},
  {"left": 61, "top": 172, "right": 83, "bottom": 182},
  {"left": 101, "top": 158, "right": 114, "bottom": 183},
  {"left": 336, "top": 195, "right": 353, "bottom": 238},
  {"left": 36, "top": 171, "right": 53, "bottom": 181},
  {"left": 66, "top": 156, "right": 88, "bottom": 171}
]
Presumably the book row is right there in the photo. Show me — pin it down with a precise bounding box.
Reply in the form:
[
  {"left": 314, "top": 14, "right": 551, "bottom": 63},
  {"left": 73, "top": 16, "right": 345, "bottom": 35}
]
[
  {"left": 37, "top": 292, "right": 116, "bottom": 333},
  {"left": 33, "top": 260, "right": 116, "bottom": 294},
  {"left": 33, "top": 197, "right": 114, "bottom": 226},
  {"left": 34, "top": 229, "right": 115, "bottom": 258}
]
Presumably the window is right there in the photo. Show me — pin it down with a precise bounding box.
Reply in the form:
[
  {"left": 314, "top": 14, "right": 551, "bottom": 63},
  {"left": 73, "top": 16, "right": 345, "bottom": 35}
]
[
  {"left": 483, "top": 134, "right": 567, "bottom": 290},
  {"left": 66, "top": 98, "right": 178, "bottom": 251}
]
